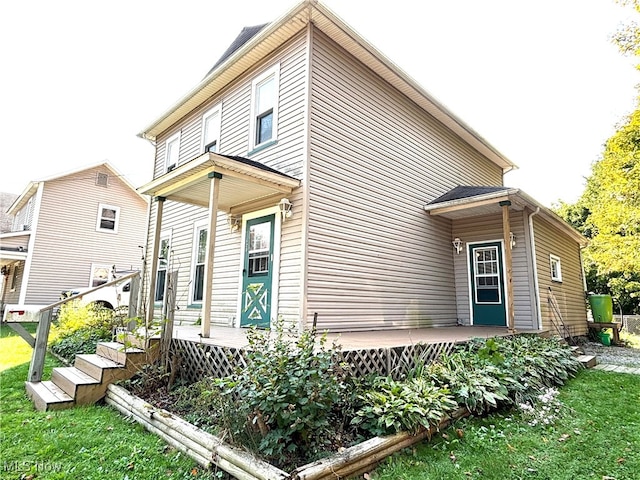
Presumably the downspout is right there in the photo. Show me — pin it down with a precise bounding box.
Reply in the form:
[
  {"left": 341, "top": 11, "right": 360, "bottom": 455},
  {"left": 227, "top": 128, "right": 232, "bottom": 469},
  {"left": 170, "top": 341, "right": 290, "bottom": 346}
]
[{"left": 528, "top": 207, "right": 542, "bottom": 330}]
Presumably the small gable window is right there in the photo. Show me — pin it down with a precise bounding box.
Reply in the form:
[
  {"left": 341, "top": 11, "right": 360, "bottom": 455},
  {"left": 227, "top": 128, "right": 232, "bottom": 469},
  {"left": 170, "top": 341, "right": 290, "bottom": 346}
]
[
  {"left": 96, "top": 204, "right": 120, "bottom": 233},
  {"left": 249, "top": 64, "right": 279, "bottom": 151},
  {"left": 202, "top": 104, "right": 222, "bottom": 154},
  {"left": 550, "top": 254, "right": 562, "bottom": 282}
]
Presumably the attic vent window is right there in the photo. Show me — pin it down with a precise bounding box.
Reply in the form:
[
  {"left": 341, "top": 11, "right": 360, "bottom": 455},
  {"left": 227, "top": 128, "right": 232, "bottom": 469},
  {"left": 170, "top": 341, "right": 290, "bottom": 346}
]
[{"left": 96, "top": 173, "right": 109, "bottom": 187}]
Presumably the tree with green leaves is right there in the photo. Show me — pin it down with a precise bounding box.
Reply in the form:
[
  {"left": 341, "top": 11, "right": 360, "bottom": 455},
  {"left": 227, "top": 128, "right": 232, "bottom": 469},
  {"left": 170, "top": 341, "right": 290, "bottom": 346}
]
[{"left": 555, "top": 1, "right": 640, "bottom": 313}]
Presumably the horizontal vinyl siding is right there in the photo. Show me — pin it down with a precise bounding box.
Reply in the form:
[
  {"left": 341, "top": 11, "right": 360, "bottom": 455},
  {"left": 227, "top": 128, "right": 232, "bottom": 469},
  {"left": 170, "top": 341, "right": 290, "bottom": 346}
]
[
  {"left": 306, "top": 30, "right": 503, "bottom": 331},
  {"left": 533, "top": 216, "right": 587, "bottom": 336},
  {"left": 146, "top": 200, "right": 243, "bottom": 326},
  {"left": 153, "top": 32, "right": 307, "bottom": 180},
  {"left": 25, "top": 168, "right": 148, "bottom": 305},
  {"left": 452, "top": 212, "right": 534, "bottom": 330}
]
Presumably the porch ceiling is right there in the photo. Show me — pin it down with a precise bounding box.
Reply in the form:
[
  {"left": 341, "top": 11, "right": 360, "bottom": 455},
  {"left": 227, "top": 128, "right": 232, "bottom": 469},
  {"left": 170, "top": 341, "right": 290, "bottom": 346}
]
[{"left": 137, "top": 153, "right": 300, "bottom": 210}]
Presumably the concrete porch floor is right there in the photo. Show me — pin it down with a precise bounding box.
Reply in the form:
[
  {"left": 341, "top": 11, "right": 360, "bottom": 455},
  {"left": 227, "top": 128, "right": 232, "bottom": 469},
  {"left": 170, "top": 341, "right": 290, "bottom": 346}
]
[{"left": 172, "top": 324, "right": 542, "bottom": 351}]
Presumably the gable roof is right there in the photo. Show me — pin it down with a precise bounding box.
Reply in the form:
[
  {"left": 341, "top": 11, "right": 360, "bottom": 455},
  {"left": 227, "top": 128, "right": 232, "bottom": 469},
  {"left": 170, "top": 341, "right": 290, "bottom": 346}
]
[
  {"left": 205, "top": 24, "right": 268, "bottom": 77},
  {"left": 7, "top": 162, "right": 146, "bottom": 215},
  {"left": 138, "top": 0, "right": 517, "bottom": 173}
]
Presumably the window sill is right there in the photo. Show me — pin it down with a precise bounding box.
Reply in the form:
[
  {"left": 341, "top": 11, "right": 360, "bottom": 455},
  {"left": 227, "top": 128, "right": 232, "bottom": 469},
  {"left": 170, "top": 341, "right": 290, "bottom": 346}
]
[{"left": 248, "top": 139, "right": 278, "bottom": 156}]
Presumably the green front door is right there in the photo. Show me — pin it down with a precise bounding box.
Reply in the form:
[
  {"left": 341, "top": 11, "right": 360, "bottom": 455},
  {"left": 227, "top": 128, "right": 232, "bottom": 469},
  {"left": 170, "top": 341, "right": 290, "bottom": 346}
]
[
  {"left": 470, "top": 242, "right": 507, "bottom": 326},
  {"left": 240, "top": 214, "right": 275, "bottom": 328}
]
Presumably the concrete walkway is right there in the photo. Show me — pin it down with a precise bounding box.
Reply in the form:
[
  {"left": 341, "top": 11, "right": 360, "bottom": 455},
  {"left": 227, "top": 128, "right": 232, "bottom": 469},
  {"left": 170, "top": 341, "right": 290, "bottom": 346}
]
[{"left": 593, "top": 364, "right": 640, "bottom": 375}]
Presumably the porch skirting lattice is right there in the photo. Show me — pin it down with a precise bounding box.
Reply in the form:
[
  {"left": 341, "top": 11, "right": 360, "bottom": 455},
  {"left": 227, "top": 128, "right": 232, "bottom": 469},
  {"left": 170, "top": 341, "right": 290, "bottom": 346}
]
[{"left": 171, "top": 338, "right": 457, "bottom": 384}]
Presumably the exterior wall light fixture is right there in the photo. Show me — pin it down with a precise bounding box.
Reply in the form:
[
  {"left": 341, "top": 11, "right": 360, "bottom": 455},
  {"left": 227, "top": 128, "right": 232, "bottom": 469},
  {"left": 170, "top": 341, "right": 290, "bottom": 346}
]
[
  {"left": 510, "top": 232, "right": 516, "bottom": 249},
  {"left": 227, "top": 214, "right": 241, "bottom": 233},
  {"left": 279, "top": 198, "right": 292, "bottom": 222},
  {"left": 452, "top": 237, "right": 463, "bottom": 254}
]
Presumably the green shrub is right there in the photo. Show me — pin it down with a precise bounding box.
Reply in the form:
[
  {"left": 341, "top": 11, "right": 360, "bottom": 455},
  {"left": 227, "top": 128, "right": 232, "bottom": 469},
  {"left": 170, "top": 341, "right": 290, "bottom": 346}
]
[
  {"left": 352, "top": 377, "right": 457, "bottom": 435},
  {"left": 212, "top": 321, "right": 354, "bottom": 464},
  {"left": 49, "top": 301, "right": 120, "bottom": 363}
]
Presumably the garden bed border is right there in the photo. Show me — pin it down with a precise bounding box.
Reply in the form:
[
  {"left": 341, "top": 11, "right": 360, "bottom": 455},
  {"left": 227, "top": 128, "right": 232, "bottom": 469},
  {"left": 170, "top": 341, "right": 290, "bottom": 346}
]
[{"left": 105, "top": 384, "right": 470, "bottom": 480}]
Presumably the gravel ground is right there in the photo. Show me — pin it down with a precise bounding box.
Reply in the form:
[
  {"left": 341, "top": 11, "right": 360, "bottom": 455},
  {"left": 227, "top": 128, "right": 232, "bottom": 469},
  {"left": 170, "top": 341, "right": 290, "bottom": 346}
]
[{"left": 579, "top": 339, "right": 640, "bottom": 368}]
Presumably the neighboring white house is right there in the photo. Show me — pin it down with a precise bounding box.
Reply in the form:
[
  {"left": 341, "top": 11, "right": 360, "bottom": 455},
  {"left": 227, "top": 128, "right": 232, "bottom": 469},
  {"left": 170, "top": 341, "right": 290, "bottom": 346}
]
[
  {"left": 0, "top": 162, "right": 148, "bottom": 314},
  {"left": 136, "top": 0, "right": 588, "bottom": 338}
]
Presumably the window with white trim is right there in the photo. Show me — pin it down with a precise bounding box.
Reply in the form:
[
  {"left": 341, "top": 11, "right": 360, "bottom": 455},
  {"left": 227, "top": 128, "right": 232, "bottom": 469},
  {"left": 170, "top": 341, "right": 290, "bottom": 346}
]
[
  {"left": 155, "top": 234, "right": 171, "bottom": 302},
  {"left": 201, "top": 104, "right": 221, "bottom": 153},
  {"left": 550, "top": 254, "right": 562, "bottom": 282},
  {"left": 96, "top": 204, "right": 120, "bottom": 233},
  {"left": 10, "top": 264, "right": 18, "bottom": 291},
  {"left": 90, "top": 264, "right": 113, "bottom": 287},
  {"left": 249, "top": 64, "right": 279, "bottom": 151},
  {"left": 190, "top": 224, "right": 208, "bottom": 303},
  {"left": 165, "top": 132, "right": 181, "bottom": 172}
]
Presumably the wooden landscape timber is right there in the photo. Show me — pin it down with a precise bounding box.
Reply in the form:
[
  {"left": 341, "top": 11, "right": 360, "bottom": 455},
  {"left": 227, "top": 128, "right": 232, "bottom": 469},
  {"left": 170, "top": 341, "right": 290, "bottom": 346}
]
[
  {"left": 106, "top": 384, "right": 472, "bottom": 479},
  {"left": 105, "top": 384, "right": 288, "bottom": 480}
]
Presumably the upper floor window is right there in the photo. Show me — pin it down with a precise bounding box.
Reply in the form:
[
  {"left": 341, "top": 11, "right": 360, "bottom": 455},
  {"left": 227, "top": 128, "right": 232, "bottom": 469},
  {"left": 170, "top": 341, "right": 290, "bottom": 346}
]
[
  {"left": 249, "top": 64, "right": 279, "bottom": 151},
  {"left": 96, "top": 204, "right": 120, "bottom": 233},
  {"left": 202, "top": 104, "right": 221, "bottom": 154},
  {"left": 165, "top": 132, "right": 181, "bottom": 172},
  {"left": 550, "top": 254, "right": 562, "bottom": 282}
]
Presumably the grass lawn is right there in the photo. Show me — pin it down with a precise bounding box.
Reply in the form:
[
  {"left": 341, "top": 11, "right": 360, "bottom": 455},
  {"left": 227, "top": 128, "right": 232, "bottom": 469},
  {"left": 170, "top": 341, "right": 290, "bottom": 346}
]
[
  {"left": 373, "top": 369, "right": 640, "bottom": 479},
  {"left": 0, "top": 324, "right": 218, "bottom": 480}
]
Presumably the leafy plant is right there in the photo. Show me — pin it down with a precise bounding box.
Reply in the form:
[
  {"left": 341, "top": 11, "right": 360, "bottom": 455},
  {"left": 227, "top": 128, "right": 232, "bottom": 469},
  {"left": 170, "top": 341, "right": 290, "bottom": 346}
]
[
  {"left": 212, "top": 320, "right": 353, "bottom": 464},
  {"left": 49, "top": 300, "right": 124, "bottom": 363},
  {"left": 352, "top": 376, "right": 457, "bottom": 435}
]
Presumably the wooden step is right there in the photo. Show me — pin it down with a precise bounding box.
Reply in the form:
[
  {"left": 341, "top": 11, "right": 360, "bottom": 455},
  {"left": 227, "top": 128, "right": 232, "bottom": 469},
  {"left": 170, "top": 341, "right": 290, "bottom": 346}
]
[
  {"left": 96, "top": 341, "right": 146, "bottom": 366},
  {"left": 51, "top": 366, "right": 105, "bottom": 405},
  {"left": 25, "top": 381, "right": 74, "bottom": 412},
  {"left": 570, "top": 346, "right": 584, "bottom": 356},
  {"left": 74, "top": 354, "right": 126, "bottom": 382},
  {"left": 576, "top": 355, "right": 597, "bottom": 368}
]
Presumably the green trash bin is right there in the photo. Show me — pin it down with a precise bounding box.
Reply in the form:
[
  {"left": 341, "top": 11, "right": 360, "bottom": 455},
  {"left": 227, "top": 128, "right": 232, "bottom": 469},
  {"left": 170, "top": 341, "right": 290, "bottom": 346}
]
[{"left": 589, "top": 294, "right": 613, "bottom": 323}]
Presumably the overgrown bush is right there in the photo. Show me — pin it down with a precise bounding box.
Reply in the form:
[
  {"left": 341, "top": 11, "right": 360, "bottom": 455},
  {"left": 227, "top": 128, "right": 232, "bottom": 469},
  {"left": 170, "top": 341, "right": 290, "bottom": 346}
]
[
  {"left": 211, "top": 321, "right": 356, "bottom": 465},
  {"left": 49, "top": 301, "right": 121, "bottom": 363},
  {"left": 131, "top": 332, "right": 582, "bottom": 468}
]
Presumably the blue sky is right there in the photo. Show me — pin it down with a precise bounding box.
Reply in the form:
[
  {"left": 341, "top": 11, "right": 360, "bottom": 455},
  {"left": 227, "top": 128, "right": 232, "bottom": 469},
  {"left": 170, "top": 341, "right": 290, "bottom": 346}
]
[{"left": 1, "top": 0, "right": 637, "bottom": 206}]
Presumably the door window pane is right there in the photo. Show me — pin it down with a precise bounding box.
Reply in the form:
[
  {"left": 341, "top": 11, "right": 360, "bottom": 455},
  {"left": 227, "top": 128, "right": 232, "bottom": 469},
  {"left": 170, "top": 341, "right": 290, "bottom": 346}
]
[
  {"left": 474, "top": 247, "right": 501, "bottom": 304},
  {"left": 248, "top": 221, "right": 270, "bottom": 276}
]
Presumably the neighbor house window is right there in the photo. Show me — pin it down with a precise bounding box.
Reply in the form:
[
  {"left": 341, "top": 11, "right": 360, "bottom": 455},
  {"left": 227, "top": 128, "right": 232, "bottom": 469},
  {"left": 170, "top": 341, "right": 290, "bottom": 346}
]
[
  {"left": 550, "top": 255, "right": 562, "bottom": 282},
  {"left": 10, "top": 264, "right": 18, "bottom": 291},
  {"left": 90, "top": 264, "right": 113, "bottom": 287},
  {"left": 165, "top": 132, "right": 181, "bottom": 172},
  {"left": 96, "top": 204, "right": 120, "bottom": 233},
  {"left": 201, "top": 104, "right": 221, "bottom": 153},
  {"left": 191, "top": 224, "right": 208, "bottom": 303},
  {"left": 155, "top": 235, "right": 171, "bottom": 302},
  {"left": 249, "top": 64, "right": 279, "bottom": 151}
]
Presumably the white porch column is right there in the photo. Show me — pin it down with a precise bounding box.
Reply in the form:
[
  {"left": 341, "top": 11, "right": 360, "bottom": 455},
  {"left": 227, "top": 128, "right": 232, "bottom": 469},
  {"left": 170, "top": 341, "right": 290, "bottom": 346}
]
[
  {"left": 500, "top": 200, "right": 515, "bottom": 333},
  {"left": 201, "top": 172, "right": 221, "bottom": 338},
  {"left": 146, "top": 196, "right": 164, "bottom": 328}
]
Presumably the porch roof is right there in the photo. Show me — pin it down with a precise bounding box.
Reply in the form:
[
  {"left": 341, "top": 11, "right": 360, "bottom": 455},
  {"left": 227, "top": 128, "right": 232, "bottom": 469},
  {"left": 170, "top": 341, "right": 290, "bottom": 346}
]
[
  {"left": 424, "top": 185, "right": 587, "bottom": 246},
  {"left": 137, "top": 153, "right": 300, "bottom": 211}
]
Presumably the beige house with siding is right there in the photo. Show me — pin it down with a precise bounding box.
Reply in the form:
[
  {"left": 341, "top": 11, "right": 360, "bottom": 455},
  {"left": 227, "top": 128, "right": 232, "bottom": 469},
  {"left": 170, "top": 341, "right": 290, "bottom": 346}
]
[
  {"left": 0, "top": 163, "right": 148, "bottom": 313},
  {"left": 137, "top": 0, "right": 588, "bottom": 338}
]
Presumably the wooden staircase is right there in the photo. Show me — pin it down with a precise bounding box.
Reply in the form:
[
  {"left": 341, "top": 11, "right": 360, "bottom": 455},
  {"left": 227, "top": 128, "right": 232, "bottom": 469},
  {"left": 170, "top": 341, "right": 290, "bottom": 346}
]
[{"left": 26, "top": 332, "right": 159, "bottom": 412}]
